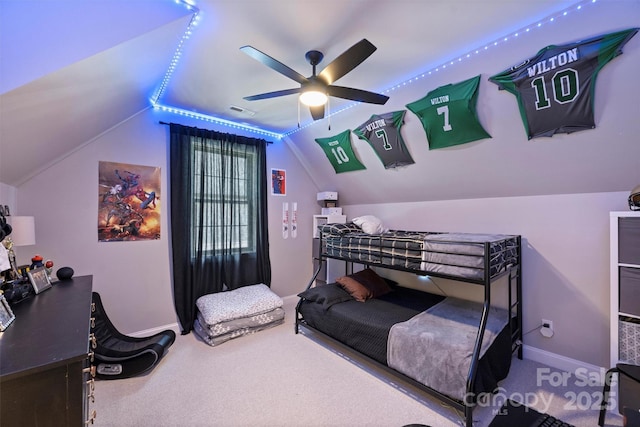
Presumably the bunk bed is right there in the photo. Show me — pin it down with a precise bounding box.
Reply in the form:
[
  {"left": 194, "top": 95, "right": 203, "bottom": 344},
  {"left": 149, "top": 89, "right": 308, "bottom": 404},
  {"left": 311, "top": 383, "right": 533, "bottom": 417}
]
[{"left": 295, "top": 222, "right": 523, "bottom": 427}]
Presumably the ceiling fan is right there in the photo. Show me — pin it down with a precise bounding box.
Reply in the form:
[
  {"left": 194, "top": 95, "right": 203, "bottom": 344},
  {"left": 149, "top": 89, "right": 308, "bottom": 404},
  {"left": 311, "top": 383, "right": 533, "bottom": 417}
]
[{"left": 240, "top": 39, "right": 389, "bottom": 121}]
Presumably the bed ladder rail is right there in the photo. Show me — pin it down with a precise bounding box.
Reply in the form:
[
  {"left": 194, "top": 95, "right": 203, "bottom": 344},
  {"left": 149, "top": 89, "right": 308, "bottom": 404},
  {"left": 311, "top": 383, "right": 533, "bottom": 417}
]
[
  {"left": 463, "top": 237, "right": 522, "bottom": 427},
  {"left": 510, "top": 236, "right": 523, "bottom": 359},
  {"left": 462, "top": 241, "right": 492, "bottom": 427},
  {"left": 295, "top": 255, "right": 324, "bottom": 334}
]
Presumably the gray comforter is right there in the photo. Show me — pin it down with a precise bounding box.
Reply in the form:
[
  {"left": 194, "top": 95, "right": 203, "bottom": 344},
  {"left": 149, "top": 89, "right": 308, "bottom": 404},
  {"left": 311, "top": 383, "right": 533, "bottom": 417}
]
[{"left": 387, "top": 297, "right": 508, "bottom": 401}]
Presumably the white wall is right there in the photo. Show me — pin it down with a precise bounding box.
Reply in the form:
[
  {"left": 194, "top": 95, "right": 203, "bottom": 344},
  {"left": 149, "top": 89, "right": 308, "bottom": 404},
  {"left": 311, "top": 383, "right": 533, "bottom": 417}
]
[{"left": 15, "top": 109, "right": 319, "bottom": 334}]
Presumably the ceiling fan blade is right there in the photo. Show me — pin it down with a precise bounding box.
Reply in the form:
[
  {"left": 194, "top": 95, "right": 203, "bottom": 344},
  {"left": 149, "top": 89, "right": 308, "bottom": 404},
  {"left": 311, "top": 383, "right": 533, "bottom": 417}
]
[
  {"left": 243, "top": 88, "right": 301, "bottom": 101},
  {"left": 309, "top": 105, "right": 325, "bottom": 121},
  {"left": 240, "top": 46, "right": 308, "bottom": 85},
  {"left": 317, "top": 39, "right": 377, "bottom": 85},
  {"left": 327, "top": 86, "right": 389, "bottom": 105}
]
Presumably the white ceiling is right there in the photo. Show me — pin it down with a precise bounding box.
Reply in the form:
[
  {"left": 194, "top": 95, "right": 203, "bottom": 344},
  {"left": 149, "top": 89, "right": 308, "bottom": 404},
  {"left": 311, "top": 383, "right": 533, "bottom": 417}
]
[{"left": 0, "top": 0, "right": 588, "bottom": 187}]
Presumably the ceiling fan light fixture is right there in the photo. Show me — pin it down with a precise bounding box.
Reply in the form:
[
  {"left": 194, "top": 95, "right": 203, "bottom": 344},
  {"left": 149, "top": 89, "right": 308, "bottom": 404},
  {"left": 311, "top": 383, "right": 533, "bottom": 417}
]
[{"left": 299, "top": 89, "right": 328, "bottom": 107}]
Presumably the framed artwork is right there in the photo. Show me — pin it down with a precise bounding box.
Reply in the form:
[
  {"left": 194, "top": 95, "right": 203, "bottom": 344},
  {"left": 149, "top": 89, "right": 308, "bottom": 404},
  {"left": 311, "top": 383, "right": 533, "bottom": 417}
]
[
  {"left": 28, "top": 266, "right": 52, "bottom": 294},
  {"left": 0, "top": 294, "right": 16, "bottom": 331},
  {"left": 271, "top": 169, "right": 286, "bottom": 196},
  {"left": 98, "top": 161, "right": 161, "bottom": 242}
]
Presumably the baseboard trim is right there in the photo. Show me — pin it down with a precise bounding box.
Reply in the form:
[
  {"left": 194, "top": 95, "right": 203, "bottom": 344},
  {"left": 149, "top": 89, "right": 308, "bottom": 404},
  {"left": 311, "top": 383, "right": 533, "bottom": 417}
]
[
  {"left": 130, "top": 322, "right": 181, "bottom": 338},
  {"left": 523, "top": 344, "right": 607, "bottom": 385}
]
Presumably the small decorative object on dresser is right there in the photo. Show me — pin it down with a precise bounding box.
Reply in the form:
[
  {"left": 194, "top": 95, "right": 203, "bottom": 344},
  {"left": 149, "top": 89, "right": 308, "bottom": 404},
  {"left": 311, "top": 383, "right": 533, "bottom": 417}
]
[
  {"left": 56, "top": 266, "right": 74, "bottom": 281},
  {"left": 27, "top": 266, "right": 52, "bottom": 294},
  {"left": 0, "top": 293, "right": 16, "bottom": 331}
]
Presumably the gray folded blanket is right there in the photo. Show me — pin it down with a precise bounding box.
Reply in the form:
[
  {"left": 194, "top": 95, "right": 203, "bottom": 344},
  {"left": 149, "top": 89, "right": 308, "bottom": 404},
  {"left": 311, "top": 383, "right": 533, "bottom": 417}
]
[
  {"left": 194, "top": 307, "right": 286, "bottom": 347},
  {"left": 387, "top": 297, "right": 508, "bottom": 401}
]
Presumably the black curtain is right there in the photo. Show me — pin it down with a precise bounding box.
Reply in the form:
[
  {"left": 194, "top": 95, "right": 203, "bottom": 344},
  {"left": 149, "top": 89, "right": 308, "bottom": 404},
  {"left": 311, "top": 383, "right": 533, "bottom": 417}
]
[{"left": 169, "top": 123, "right": 271, "bottom": 334}]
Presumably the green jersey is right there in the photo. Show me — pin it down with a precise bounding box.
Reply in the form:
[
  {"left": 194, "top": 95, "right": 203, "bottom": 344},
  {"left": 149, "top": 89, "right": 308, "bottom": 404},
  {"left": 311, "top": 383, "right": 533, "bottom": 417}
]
[
  {"left": 315, "top": 130, "right": 366, "bottom": 174},
  {"left": 406, "top": 75, "right": 491, "bottom": 149},
  {"left": 353, "top": 110, "right": 414, "bottom": 169}
]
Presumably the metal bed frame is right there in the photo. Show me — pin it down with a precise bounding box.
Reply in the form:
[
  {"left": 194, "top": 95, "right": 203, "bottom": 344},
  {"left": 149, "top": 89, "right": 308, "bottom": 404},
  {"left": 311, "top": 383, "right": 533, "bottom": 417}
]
[{"left": 295, "top": 231, "right": 523, "bottom": 427}]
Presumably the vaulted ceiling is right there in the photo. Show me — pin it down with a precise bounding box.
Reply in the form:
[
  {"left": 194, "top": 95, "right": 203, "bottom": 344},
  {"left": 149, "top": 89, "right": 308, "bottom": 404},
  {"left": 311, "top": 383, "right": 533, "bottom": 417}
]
[{"left": 0, "top": 0, "right": 594, "bottom": 187}]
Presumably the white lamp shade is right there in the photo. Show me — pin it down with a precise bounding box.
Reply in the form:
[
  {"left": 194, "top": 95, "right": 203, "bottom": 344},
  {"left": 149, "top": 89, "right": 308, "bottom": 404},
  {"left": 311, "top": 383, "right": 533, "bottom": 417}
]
[
  {"left": 299, "top": 90, "right": 328, "bottom": 107},
  {"left": 7, "top": 216, "right": 36, "bottom": 246}
]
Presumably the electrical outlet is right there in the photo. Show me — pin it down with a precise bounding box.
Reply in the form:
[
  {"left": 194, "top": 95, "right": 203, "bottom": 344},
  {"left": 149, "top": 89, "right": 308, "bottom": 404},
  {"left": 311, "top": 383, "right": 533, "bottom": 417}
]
[{"left": 540, "top": 319, "right": 555, "bottom": 338}]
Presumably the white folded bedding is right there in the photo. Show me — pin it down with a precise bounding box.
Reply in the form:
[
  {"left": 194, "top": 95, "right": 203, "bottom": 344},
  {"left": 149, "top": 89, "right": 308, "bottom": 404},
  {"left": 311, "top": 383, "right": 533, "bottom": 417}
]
[{"left": 196, "top": 283, "right": 283, "bottom": 326}]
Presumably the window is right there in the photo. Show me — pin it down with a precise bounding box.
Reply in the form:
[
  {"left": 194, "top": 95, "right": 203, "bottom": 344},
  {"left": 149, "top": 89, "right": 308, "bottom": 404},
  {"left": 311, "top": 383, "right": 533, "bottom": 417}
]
[{"left": 191, "top": 141, "right": 256, "bottom": 256}]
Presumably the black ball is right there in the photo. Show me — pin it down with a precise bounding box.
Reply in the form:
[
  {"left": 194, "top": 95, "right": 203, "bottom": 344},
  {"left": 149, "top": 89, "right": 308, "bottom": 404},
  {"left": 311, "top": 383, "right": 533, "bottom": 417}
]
[{"left": 56, "top": 267, "right": 74, "bottom": 281}]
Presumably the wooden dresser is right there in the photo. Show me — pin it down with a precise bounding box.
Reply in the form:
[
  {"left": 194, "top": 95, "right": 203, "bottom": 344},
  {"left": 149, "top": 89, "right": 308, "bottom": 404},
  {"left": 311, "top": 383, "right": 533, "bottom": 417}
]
[{"left": 0, "top": 275, "right": 96, "bottom": 426}]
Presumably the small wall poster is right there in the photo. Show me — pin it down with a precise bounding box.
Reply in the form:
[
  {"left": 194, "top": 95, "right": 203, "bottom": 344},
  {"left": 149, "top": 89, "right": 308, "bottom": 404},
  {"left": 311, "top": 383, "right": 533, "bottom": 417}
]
[
  {"left": 98, "top": 161, "right": 161, "bottom": 242},
  {"left": 271, "top": 168, "right": 286, "bottom": 196}
]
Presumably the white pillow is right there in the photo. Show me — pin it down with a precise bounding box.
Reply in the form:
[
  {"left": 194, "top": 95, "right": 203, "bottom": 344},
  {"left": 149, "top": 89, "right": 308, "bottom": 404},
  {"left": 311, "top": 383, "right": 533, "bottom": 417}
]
[{"left": 352, "top": 215, "right": 386, "bottom": 234}]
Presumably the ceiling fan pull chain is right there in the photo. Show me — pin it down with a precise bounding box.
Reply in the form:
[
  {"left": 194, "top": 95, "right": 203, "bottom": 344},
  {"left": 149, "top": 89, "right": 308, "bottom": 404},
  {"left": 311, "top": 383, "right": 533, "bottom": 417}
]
[
  {"left": 327, "top": 97, "right": 331, "bottom": 131},
  {"left": 297, "top": 99, "right": 301, "bottom": 128}
]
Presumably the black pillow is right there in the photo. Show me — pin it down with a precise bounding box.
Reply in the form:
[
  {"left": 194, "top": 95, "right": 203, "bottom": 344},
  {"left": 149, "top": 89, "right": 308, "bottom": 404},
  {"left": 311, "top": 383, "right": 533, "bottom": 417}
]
[{"left": 298, "top": 284, "right": 353, "bottom": 309}]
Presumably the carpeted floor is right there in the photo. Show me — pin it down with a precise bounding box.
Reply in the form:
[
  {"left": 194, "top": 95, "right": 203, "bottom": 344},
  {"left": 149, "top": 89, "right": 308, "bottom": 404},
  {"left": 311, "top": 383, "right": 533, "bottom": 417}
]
[{"left": 93, "top": 297, "right": 624, "bottom": 427}]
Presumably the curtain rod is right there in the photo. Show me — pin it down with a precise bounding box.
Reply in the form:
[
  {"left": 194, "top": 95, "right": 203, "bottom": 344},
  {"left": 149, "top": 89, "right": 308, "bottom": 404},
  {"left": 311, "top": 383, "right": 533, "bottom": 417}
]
[{"left": 158, "top": 121, "right": 273, "bottom": 144}]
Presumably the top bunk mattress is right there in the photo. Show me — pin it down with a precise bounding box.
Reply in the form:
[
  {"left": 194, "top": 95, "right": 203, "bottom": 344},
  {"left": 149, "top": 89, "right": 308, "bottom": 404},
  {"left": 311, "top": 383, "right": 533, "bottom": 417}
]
[{"left": 319, "top": 224, "right": 519, "bottom": 281}]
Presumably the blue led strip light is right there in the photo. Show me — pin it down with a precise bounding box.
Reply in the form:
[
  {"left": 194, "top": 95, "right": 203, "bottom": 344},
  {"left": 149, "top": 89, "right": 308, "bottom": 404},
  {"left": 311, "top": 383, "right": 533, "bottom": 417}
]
[
  {"left": 155, "top": 0, "right": 595, "bottom": 139},
  {"left": 379, "top": 0, "right": 594, "bottom": 96},
  {"left": 150, "top": 1, "right": 201, "bottom": 105},
  {"left": 153, "top": 103, "right": 285, "bottom": 139}
]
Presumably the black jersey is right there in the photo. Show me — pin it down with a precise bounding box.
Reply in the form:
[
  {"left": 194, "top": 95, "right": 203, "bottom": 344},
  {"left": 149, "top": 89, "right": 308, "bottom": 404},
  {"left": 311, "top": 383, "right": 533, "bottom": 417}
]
[
  {"left": 489, "top": 28, "right": 638, "bottom": 139},
  {"left": 353, "top": 111, "right": 414, "bottom": 169}
]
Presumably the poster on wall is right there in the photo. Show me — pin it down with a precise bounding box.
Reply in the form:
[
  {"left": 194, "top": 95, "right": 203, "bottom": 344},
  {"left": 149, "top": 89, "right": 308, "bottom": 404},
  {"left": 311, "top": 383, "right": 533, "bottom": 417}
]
[
  {"left": 271, "top": 168, "right": 286, "bottom": 196},
  {"left": 98, "top": 161, "right": 161, "bottom": 242}
]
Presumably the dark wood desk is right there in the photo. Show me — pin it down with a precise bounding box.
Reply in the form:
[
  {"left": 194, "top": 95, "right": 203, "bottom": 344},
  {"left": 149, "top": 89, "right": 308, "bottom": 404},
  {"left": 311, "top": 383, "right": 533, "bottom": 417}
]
[{"left": 0, "top": 275, "right": 95, "bottom": 426}]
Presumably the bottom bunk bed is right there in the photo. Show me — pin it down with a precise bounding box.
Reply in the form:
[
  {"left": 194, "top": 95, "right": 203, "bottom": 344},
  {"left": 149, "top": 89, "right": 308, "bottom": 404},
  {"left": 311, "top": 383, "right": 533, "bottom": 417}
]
[{"left": 295, "top": 267, "right": 520, "bottom": 427}]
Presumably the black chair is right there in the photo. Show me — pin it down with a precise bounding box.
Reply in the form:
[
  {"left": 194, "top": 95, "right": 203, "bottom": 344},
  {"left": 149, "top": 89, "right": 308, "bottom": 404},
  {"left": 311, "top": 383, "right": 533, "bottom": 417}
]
[
  {"left": 599, "top": 363, "right": 640, "bottom": 426},
  {"left": 91, "top": 292, "right": 176, "bottom": 380}
]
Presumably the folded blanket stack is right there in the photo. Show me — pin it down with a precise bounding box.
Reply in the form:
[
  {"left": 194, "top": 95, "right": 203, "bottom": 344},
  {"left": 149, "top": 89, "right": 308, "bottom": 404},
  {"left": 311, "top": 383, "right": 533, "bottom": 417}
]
[{"left": 194, "top": 284, "right": 285, "bottom": 347}]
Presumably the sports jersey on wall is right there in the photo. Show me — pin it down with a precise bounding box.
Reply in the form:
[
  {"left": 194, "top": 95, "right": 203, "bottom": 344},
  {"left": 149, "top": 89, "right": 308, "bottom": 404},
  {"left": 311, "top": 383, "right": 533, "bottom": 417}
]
[
  {"left": 353, "top": 110, "right": 415, "bottom": 169},
  {"left": 406, "top": 75, "right": 491, "bottom": 150},
  {"left": 489, "top": 28, "right": 638, "bottom": 139},
  {"left": 315, "top": 129, "right": 366, "bottom": 174}
]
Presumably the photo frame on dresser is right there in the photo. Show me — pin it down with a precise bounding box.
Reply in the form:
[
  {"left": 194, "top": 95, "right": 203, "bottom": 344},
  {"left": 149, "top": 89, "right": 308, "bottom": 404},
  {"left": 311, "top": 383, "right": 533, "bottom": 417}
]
[
  {"left": 0, "top": 294, "right": 15, "bottom": 331},
  {"left": 28, "top": 267, "right": 52, "bottom": 294}
]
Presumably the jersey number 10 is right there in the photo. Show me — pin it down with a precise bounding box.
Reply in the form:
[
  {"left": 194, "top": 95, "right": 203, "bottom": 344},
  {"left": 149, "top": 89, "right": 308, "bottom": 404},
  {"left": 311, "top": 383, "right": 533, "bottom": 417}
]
[
  {"left": 532, "top": 68, "right": 579, "bottom": 110},
  {"left": 331, "top": 147, "right": 350, "bottom": 164}
]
